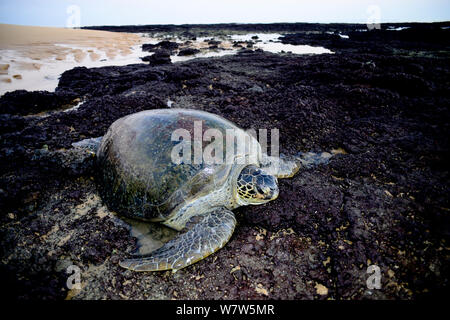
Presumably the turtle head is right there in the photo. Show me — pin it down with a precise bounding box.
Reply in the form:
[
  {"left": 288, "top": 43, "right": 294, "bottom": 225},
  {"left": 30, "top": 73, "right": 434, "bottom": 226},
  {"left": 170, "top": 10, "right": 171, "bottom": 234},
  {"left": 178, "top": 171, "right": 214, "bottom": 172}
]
[{"left": 236, "top": 165, "right": 279, "bottom": 205}]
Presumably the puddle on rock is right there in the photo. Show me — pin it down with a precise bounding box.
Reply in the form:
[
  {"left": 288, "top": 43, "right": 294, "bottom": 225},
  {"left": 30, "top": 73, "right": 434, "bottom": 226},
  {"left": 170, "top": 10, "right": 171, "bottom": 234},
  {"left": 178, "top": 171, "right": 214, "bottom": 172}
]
[
  {"left": 120, "top": 217, "right": 178, "bottom": 256},
  {"left": 230, "top": 33, "right": 334, "bottom": 55},
  {"left": 170, "top": 49, "right": 238, "bottom": 62},
  {"left": 386, "top": 26, "right": 410, "bottom": 31},
  {"left": 256, "top": 42, "right": 333, "bottom": 54}
]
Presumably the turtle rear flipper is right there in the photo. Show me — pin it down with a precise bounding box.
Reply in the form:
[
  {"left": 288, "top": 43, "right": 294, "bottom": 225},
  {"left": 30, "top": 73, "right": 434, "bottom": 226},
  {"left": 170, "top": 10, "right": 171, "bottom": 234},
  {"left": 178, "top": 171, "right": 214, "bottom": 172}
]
[
  {"left": 72, "top": 136, "right": 103, "bottom": 153},
  {"left": 119, "top": 208, "right": 236, "bottom": 272},
  {"left": 261, "top": 152, "right": 336, "bottom": 179},
  {"left": 261, "top": 154, "right": 300, "bottom": 178}
]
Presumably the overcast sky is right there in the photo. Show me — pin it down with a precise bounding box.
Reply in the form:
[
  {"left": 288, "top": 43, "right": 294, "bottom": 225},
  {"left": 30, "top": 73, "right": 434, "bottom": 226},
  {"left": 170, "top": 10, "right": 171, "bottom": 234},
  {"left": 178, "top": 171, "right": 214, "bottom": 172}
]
[{"left": 0, "top": 0, "right": 449, "bottom": 27}]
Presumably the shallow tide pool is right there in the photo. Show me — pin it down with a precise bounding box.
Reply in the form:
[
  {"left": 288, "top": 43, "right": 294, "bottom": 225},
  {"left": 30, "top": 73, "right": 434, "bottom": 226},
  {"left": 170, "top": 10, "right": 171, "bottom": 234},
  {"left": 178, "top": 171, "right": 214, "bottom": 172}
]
[{"left": 231, "top": 33, "right": 334, "bottom": 54}]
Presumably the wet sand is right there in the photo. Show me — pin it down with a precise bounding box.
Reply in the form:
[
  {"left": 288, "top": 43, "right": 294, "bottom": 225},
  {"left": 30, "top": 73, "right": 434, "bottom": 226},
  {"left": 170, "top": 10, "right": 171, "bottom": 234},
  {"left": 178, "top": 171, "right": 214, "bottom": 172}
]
[
  {"left": 0, "top": 24, "right": 144, "bottom": 94},
  {"left": 0, "top": 23, "right": 142, "bottom": 54}
]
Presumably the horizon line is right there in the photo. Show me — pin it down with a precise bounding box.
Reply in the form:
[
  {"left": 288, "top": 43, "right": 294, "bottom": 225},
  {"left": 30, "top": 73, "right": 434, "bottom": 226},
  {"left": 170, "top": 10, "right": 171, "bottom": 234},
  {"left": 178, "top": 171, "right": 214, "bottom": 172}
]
[{"left": 1, "top": 21, "right": 450, "bottom": 29}]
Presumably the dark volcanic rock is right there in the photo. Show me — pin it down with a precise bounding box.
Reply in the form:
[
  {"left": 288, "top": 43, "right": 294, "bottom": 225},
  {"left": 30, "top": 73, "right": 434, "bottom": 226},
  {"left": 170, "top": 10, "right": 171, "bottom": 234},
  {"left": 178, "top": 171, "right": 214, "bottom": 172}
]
[
  {"left": 181, "top": 31, "right": 196, "bottom": 40},
  {"left": 140, "top": 50, "right": 172, "bottom": 65},
  {"left": 0, "top": 90, "right": 78, "bottom": 115},
  {"left": 1, "top": 22, "right": 449, "bottom": 300},
  {"left": 140, "top": 55, "right": 152, "bottom": 62},
  {"left": 56, "top": 65, "right": 166, "bottom": 97},
  {"left": 141, "top": 43, "right": 158, "bottom": 52},
  {"left": 208, "top": 40, "right": 221, "bottom": 46},
  {"left": 280, "top": 26, "right": 450, "bottom": 53},
  {"left": 177, "top": 48, "right": 200, "bottom": 56},
  {"left": 142, "top": 40, "right": 179, "bottom": 53}
]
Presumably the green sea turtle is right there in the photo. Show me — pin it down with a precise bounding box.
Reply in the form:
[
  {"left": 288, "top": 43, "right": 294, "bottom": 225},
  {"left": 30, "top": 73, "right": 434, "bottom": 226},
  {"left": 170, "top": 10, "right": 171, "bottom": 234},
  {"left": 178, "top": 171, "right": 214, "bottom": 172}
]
[{"left": 74, "top": 108, "right": 300, "bottom": 272}]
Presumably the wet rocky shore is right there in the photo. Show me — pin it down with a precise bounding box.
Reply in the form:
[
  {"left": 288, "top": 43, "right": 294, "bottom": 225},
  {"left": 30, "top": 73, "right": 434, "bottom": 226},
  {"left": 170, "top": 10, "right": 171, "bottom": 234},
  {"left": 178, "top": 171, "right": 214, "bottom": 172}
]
[{"left": 0, "top": 23, "right": 449, "bottom": 299}]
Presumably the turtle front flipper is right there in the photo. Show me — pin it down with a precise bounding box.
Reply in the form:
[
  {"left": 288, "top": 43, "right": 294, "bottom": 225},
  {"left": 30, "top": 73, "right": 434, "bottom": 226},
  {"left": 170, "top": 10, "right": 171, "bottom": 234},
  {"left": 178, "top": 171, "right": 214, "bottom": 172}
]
[{"left": 119, "top": 208, "right": 236, "bottom": 272}]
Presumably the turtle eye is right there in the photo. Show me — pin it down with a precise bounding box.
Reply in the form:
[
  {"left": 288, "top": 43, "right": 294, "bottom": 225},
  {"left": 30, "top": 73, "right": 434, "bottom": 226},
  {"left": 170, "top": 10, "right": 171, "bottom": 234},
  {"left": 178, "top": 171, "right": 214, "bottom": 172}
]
[{"left": 256, "top": 185, "right": 265, "bottom": 195}]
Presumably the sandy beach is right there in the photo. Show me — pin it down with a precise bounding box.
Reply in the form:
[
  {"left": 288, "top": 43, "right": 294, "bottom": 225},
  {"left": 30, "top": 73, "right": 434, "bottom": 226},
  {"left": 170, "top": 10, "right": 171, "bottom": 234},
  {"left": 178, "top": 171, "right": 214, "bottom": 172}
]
[{"left": 0, "top": 24, "right": 144, "bottom": 94}]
